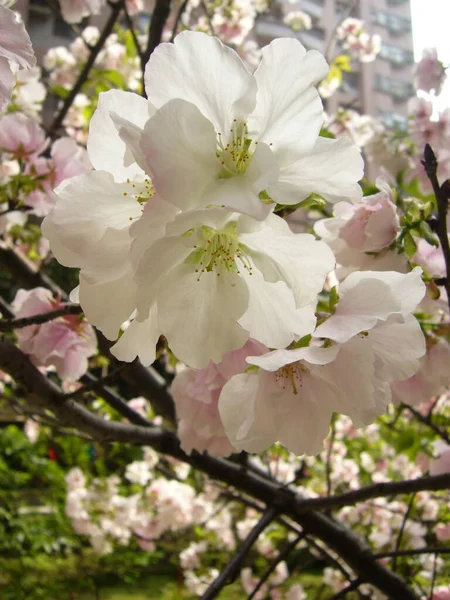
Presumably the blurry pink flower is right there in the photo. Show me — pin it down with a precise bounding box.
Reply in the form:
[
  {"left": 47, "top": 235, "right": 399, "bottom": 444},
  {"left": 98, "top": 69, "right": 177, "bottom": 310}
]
[
  {"left": 0, "top": 5, "right": 36, "bottom": 111},
  {"left": 430, "top": 443, "right": 450, "bottom": 476},
  {"left": 127, "top": 397, "right": 150, "bottom": 418},
  {"left": 435, "top": 523, "right": 450, "bottom": 542},
  {"left": 58, "top": 0, "right": 105, "bottom": 23},
  {"left": 24, "top": 137, "right": 91, "bottom": 217},
  {"left": 415, "top": 48, "right": 446, "bottom": 95},
  {"left": 12, "top": 287, "right": 97, "bottom": 381},
  {"left": 431, "top": 587, "right": 450, "bottom": 600},
  {"left": 391, "top": 340, "right": 450, "bottom": 407},
  {"left": 412, "top": 238, "right": 446, "bottom": 278},
  {"left": 172, "top": 339, "right": 267, "bottom": 457},
  {"left": 0, "top": 113, "right": 47, "bottom": 158}
]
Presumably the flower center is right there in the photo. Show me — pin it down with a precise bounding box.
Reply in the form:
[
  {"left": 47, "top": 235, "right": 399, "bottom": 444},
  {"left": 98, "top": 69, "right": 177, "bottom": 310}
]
[
  {"left": 275, "top": 363, "right": 308, "bottom": 395},
  {"left": 216, "top": 120, "right": 254, "bottom": 178},
  {"left": 184, "top": 223, "right": 252, "bottom": 280}
]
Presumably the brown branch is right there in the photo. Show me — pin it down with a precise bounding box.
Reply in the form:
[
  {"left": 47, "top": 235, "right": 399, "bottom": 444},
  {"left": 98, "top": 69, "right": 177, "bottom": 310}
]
[
  {"left": 0, "top": 304, "right": 83, "bottom": 332},
  {"left": 374, "top": 547, "right": 450, "bottom": 559},
  {"left": 422, "top": 144, "right": 450, "bottom": 314},
  {"left": 142, "top": 0, "right": 172, "bottom": 66},
  {"left": 201, "top": 506, "right": 280, "bottom": 600},
  {"left": 392, "top": 493, "right": 415, "bottom": 571},
  {"left": 170, "top": 0, "right": 189, "bottom": 41},
  {"left": 404, "top": 404, "right": 450, "bottom": 445},
  {"left": 0, "top": 338, "right": 420, "bottom": 600},
  {"left": 123, "top": 3, "right": 144, "bottom": 71},
  {"left": 48, "top": 0, "right": 126, "bottom": 137}
]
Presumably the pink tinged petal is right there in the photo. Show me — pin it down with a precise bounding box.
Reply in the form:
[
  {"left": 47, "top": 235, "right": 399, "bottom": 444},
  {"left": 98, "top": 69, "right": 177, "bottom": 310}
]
[
  {"left": 0, "top": 56, "right": 14, "bottom": 112},
  {"left": 157, "top": 264, "right": 249, "bottom": 368},
  {"left": 238, "top": 269, "right": 317, "bottom": 348},
  {"left": 219, "top": 370, "right": 332, "bottom": 455},
  {"left": 368, "top": 315, "right": 426, "bottom": 382},
  {"left": 0, "top": 7, "right": 35, "bottom": 69},
  {"left": 0, "top": 113, "right": 47, "bottom": 156},
  {"left": 111, "top": 304, "right": 160, "bottom": 366},
  {"left": 215, "top": 338, "right": 268, "bottom": 380},
  {"left": 51, "top": 137, "right": 91, "bottom": 185},
  {"left": 172, "top": 368, "right": 235, "bottom": 457},
  {"left": 240, "top": 213, "right": 335, "bottom": 308},
  {"left": 42, "top": 171, "right": 142, "bottom": 271},
  {"left": 87, "top": 89, "right": 151, "bottom": 181},
  {"left": 249, "top": 38, "right": 328, "bottom": 164},
  {"left": 268, "top": 137, "right": 364, "bottom": 206},
  {"left": 144, "top": 31, "right": 257, "bottom": 135},
  {"left": 141, "top": 99, "right": 218, "bottom": 211},
  {"left": 79, "top": 271, "right": 137, "bottom": 340}
]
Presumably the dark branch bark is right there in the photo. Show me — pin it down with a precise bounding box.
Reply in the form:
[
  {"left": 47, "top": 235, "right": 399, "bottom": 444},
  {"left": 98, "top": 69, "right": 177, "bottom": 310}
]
[
  {"left": 201, "top": 506, "right": 279, "bottom": 600},
  {"left": 422, "top": 144, "right": 450, "bottom": 313},
  {"left": 0, "top": 338, "right": 420, "bottom": 600},
  {"left": 170, "top": 0, "right": 189, "bottom": 41},
  {"left": 0, "top": 304, "right": 83, "bottom": 331},
  {"left": 143, "top": 0, "right": 172, "bottom": 67}
]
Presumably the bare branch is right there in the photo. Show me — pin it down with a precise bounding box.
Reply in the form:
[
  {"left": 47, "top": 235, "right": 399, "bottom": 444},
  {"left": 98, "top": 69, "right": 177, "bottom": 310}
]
[
  {"left": 422, "top": 144, "right": 450, "bottom": 313},
  {"left": 0, "top": 304, "right": 83, "bottom": 332},
  {"left": 171, "top": 0, "right": 189, "bottom": 41},
  {"left": 143, "top": 0, "right": 172, "bottom": 66},
  {"left": 48, "top": 0, "right": 126, "bottom": 136},
  {"left": 201, "top": 506, "right": 280, "bottom": 600},
  {"left": 0, "top": 338, "right": 421, "bottom": 600}
]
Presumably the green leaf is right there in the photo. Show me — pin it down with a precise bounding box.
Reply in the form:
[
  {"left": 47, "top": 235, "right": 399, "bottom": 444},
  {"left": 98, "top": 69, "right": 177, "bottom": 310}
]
[
  {"left": 403, "top": 231, "right": 417, "bottom": 257},
  {"left": 329, "top": 285, "right": 339, "bottom": 313}
]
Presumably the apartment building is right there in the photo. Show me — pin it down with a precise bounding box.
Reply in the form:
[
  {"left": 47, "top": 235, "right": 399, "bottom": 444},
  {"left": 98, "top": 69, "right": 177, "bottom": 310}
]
[{"left": 256, "top": 0, "right": 415, "bottom": 129}]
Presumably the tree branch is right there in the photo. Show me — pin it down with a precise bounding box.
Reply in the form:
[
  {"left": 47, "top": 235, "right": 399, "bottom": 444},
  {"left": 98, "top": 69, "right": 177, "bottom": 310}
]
[
  {"left": 0, "top": 304, "right": 83, "bottom": 331},
  {"left": 0, "top": 338, "right": 420, "bottom": 600},
  {"left": 422, "top": 144, "right": 450, "bottom": 314},
  {"left": 143, "top": 0, "right": 172, "bottom": 67},
  {"left": 48, "top": 0, "right": 126, "bottom": 136},
  {"left": 201, "top": 506, "right": 280, "bottom": 600}
]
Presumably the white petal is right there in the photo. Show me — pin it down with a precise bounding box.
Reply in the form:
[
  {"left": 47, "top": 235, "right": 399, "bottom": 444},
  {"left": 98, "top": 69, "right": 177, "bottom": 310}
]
[
  {"left": 247, "top": 344, "right": 340, "bottom": 371},
  {"left": 268, "top": 137, "right": 364, "bottom": 206},
  {"left": 87, "top": 89, "right": 151, "bottom": 181},
  {"left": 157, "top": 264, "right": 249, "bottom": 368},
  {"left": 249, "top": 38, "right": 328, "bottom": 165},
  {"left": 0, "top": 56, "right": 14, "bottom": 112},
  {"left": 144, "top": 31, "right": 256, "bottom": 135},
  {"left": 79, "top": 271, "right": 137, "bottom": 340},
  {"left": 111, "top": 304, "right": 160, "bottom": 366},
  {"left": 141, "top": 99, "right": 218, "bottom": 211},
  {"left": 0, "top": 7, "right": 35, "bottom": 70},
  {"left": 42, "top": 171, "right": 141, "bottom": 272},
  {"left": 368, "top": 315, "right": 426, "bottom": 382},
  {"left": 240, "top": 213, "right": 335, "bottom": 307},
  {"left": 238, "top": 269, "right": 316, "bottom": 348}
]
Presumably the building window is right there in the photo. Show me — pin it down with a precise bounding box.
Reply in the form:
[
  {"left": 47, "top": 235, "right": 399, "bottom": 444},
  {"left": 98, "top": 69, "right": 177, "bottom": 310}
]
[
  {"left": 371, "top": 9, "right": 411, "bottom": 35},
  {"left": 342, "top": 70, "right": 360, "bottom": 93},
  {"left": 379, "top": 43, "right": 414, "bottom": 67},
  {"left": 375, "top": 74, "right": 414, "bottom": 101},
  {"left": 379, "top": 110, "right": 408, "bottom": 131}
]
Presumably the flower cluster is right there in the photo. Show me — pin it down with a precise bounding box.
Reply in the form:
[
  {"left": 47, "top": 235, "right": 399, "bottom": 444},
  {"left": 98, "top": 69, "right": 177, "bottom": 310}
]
[
  {"left": 336, "top": 17, "right": 381, "bottom": 63},
  {"left": 42, "top": 31, "right": 431, "bottom": 457}
]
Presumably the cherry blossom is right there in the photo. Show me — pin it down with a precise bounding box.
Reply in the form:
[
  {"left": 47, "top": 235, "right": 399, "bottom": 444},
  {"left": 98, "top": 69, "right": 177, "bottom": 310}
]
[
  {"left": 0, "top": 112, "right": 47, "bottom": 159},
  {"left": 12, "top": 287, "right": 97, "bottom": 381},
  {"left": 0, "top": 5, "right": 36, "bottom": 111},
  {"left": 415, "top": 48, "right": 447, "bottom": 95},
  {"left": 138, "top": 31, "right": 363, "bottom": 219}
]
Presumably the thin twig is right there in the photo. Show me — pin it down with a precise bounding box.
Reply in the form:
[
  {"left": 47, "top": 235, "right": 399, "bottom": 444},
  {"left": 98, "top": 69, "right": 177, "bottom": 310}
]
[
  {"left": 48, "top": 0, "right": 126, "bottom": 136},
  {"left": 142, "top": 0, "right": 172, "bottom": 66},
  {"left": 247, "top": 533, "right": 305, "bottom": 600},
  {"left": 429, "top": 552, "right": 438, "bottom": 600},
  {"left": 392, "top": 493, "right": 415, "bottom": 571},
  {"left": 170, "top": 0, "right": 189, "bottom": 41},
  {"left": 375, "top": 547, "right": 450, "bottom": 559},
  {"left": 0, "top": 304, "right": 83, "bottom": 332},
  {"left": 404, "top": 404, "right": 450, "bottom": 445},
  {"left": 123, "top": 3, "right": 145, "bottom": 70},
  {"left": 422, "top": 144, "right": 450, "bottom": 314},
  {"left": 201, "top": 506, "right": 280, "bottom": 600}
]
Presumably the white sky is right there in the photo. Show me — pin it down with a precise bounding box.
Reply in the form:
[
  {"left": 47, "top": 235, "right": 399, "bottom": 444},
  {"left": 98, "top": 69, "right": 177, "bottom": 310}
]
[{"left": 410, "top": 0, "right": 450, "bottom": 110}]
